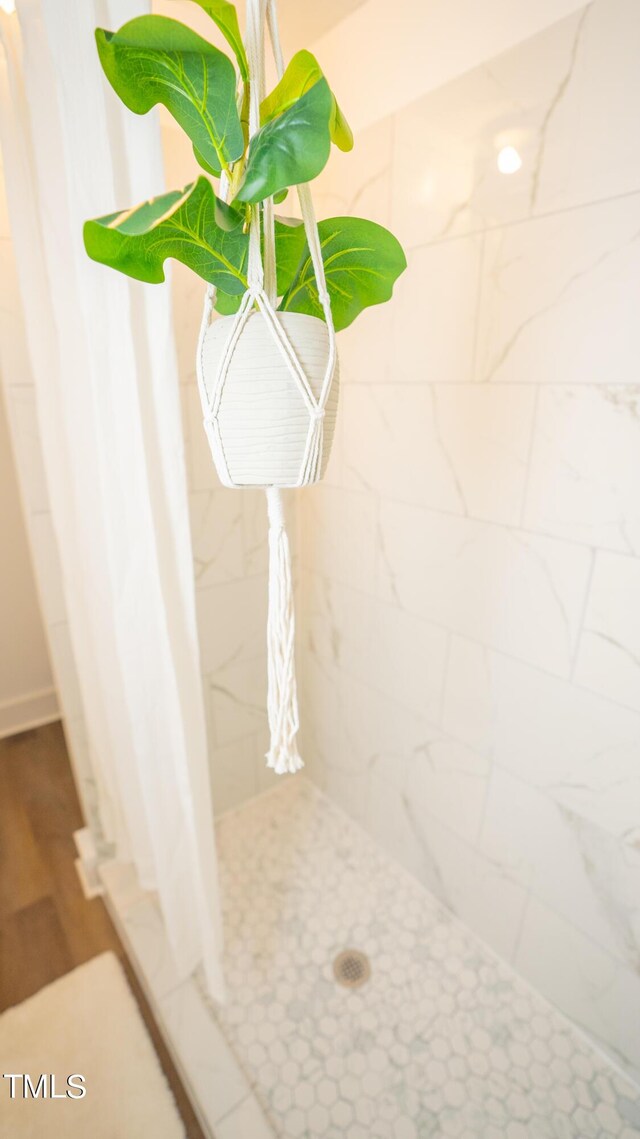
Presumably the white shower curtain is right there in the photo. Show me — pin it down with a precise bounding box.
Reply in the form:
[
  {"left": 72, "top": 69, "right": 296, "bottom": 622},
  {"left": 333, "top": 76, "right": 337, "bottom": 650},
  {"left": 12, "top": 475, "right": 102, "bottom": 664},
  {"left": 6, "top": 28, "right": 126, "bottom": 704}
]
[{"left": 0, "top": 0, "right": 224, "bottom": 1000}]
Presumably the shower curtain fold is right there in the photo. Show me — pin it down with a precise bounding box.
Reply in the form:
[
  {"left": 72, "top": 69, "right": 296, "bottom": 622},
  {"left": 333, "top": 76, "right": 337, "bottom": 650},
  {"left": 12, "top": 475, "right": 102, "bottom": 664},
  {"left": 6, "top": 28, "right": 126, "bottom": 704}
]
[{"left": 0, "top": 0, "right": 224, "bottom": 1001}]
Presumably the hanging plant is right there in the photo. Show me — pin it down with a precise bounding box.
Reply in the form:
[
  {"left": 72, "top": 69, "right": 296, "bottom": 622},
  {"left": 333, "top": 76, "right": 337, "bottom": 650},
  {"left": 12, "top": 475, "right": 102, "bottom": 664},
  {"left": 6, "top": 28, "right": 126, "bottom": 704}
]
[
  {"left": 83, "top": 0, "right": 406, "bottom": 776},
  {"left": 84, "top": 7, "right": 406, "bottom": 329}
]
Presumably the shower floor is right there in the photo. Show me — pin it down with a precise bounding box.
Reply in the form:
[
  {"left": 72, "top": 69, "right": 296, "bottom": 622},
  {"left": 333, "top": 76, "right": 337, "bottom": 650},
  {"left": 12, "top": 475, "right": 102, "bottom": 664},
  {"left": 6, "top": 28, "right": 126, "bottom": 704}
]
[{"left": 213, "top": 778, "right": 640, "bottom": 1139}]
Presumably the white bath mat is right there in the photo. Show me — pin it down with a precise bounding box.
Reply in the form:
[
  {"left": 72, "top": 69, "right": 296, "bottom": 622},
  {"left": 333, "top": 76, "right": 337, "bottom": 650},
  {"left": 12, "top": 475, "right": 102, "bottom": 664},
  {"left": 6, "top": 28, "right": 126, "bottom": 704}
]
[{"left": 0, "top": 951, "right": 185, "bottom": 1138}]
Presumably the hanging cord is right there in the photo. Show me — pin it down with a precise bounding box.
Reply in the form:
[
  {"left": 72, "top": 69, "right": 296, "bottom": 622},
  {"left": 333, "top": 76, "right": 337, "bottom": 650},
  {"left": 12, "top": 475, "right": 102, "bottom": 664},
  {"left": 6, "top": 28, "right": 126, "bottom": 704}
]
[
  {"left": 247, "top": 0, "right": 302, "bottom": 774},
  {"left": 265, "top": 485, "right": 302, "bottom": 772},
  {"left": 195, "top": 0, "right": 338, "bottom": 774}
]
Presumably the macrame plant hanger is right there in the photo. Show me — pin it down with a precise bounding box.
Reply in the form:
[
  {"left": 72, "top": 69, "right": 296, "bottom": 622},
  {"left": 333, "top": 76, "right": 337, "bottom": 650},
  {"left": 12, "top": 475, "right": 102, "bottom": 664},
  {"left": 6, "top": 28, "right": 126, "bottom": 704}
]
[{"left": 195, "top": 0, "right": 338, "bottom": 775}]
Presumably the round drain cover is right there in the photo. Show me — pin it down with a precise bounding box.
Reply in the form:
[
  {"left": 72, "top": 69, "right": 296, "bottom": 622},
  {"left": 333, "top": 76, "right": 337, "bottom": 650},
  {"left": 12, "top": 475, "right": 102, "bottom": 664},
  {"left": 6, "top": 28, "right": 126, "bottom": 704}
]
[{"left": 333, "top": 949, "right": 371, "bottom": 989}]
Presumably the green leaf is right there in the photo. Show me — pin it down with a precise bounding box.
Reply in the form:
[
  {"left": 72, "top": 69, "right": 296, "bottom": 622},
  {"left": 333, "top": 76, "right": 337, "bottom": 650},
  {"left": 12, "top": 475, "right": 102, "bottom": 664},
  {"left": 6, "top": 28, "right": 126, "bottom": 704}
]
[
  {"left": 329, "top": 99, "right": 353, "bottom": 153},
  {"left": 83, "top": 177, "right": 249, "bottom": 292},
  {"left": 186, "top": 0, "right": 248, "bottom": 79},
  {"left": 214, "top": 290, "right": 243, "bottom": 315},
  {"left": 274, "top": 216, "right": 306, "bottom": 296},
  {"left": 236, "top": 79, "right": 333, "bottom": 204},
  {"left": 95, "top": 16, "right": 243, "bottom": 176},
  {"left": 213, "top": 214, "right": 305, "bottom": 312},
  {"left": 279, "top": 216, "right": 407, "bottom": 331},
  {"left": 261, "top": 50, "right": 353, "bottom": 152}
]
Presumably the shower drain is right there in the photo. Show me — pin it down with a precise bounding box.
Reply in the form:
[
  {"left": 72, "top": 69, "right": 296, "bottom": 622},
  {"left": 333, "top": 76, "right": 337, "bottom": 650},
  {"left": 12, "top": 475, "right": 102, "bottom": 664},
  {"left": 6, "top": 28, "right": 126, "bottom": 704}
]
[{"left": 333, "top": 949, "right": 371, "bottom": 989}]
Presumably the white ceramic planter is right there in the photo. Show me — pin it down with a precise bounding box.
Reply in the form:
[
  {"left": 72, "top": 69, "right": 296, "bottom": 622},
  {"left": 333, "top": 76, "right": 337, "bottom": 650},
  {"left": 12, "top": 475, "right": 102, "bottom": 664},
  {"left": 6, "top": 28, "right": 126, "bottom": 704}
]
[{"left": 200, "top": 311, "right": 339, "bottom": 488}]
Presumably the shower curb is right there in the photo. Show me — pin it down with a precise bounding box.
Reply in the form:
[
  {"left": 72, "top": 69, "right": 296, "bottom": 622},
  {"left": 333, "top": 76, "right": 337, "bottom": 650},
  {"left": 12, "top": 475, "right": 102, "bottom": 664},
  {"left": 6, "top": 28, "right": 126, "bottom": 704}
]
[{"left": 99, "top": 858, "right": 276, "bottom": 1139}]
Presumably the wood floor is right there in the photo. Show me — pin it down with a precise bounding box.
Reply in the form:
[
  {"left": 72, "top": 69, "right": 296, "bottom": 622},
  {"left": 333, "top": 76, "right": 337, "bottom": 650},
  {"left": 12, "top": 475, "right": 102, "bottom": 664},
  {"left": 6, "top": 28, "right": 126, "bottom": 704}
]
[{"left": 0, "top": 720, "right": 207, "bottom": 1139}]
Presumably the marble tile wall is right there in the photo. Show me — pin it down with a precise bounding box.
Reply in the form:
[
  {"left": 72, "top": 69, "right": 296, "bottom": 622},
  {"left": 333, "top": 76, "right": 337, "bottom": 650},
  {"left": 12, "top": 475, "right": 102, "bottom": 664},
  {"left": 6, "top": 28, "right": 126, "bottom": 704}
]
[{"left": 298, "top": 0, "right": 640, "bottom": 1083}]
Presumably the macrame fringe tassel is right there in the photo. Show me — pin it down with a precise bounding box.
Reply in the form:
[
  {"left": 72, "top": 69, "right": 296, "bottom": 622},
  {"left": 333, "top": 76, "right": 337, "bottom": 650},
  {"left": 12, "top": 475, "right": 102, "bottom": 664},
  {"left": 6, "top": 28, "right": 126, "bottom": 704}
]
[{"left": 265, "top": 487, "right": 303, "bottom": 775}]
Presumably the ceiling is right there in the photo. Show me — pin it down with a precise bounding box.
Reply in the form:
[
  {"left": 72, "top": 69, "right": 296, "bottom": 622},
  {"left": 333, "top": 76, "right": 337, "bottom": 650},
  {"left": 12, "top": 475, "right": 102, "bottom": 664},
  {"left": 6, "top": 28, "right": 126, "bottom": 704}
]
[
  {"left": 152, "top": 0, "right": 367, "bottom": 57},
  {"left": 273, "top": 0, "right": 367, "bottom": 54}
]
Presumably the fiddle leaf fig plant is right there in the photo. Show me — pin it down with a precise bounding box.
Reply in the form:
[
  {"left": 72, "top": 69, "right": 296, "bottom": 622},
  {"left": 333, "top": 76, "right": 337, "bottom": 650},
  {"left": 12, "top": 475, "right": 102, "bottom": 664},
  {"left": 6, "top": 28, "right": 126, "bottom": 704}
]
[{"left": 84, "top": 0, "right": 406, "bottom": 332}]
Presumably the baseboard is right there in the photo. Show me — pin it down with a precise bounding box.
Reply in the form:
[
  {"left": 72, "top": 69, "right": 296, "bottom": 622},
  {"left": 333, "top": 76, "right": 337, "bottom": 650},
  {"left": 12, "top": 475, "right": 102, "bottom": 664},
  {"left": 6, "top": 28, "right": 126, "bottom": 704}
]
[{"left": 0, "top": 687, "right": 59, "bottom": 740}]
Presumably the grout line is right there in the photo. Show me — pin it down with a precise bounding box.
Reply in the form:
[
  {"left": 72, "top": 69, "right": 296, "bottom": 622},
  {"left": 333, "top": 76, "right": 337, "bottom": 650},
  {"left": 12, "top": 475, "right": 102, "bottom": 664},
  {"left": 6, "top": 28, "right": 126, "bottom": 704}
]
[
  {"left": 510, "top": 888, "right": 532, "bottom": 964},
  {"left": 404, "top": 185, "right": 640, "bottom": 255},
  {"left": 569, "top": 546, "right": 597, "bottom": 683},
  {"left": 518, "top": 384, "right": 541, "bottom": 530},
  {"left": 470, "top": 230, "right": 486, "bottom": 382},
  {"left": 336, "top": 379, "right": 640, "bottom": 388},
  {"left": 298, "top": 569, "right": 640, "bottom": 719},
  {"left": 436, "top": 630, "right": 452, "bottom": 730},
  {"left": 299, "top": 473, "right": 639, "bottom": 559}
]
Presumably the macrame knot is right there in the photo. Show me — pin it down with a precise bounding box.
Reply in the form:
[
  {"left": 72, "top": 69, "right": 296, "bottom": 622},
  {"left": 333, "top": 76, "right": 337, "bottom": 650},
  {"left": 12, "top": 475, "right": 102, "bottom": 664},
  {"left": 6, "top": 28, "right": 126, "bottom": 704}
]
[
  {"left": 311, "top": 407, "right": 325, "bottom": 421},
  {"left": 265, "top": 486, "right": 303, "bottom": 775}
]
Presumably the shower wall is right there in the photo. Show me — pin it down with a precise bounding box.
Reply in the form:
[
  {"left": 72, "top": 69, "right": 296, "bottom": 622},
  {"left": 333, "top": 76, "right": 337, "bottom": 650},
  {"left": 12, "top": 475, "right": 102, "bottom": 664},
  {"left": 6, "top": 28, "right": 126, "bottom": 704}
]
[{"left": 299, "top": 0, "right": 640, "bottom": 1081}]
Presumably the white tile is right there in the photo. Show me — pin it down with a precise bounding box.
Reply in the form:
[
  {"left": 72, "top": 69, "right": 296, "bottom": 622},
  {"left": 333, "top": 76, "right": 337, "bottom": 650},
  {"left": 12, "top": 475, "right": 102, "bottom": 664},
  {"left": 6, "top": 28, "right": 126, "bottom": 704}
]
[
  {"left": 195, "top": 575, "right": 267, "bottom": 674},
  {"left": 423, "top": 823, "right": 529, "bottom": 964},
  {"left": 211, "top": 735, "right": 260, "bottom": 817},
  {"left": 365, "top": 780, "right": 528, "bottom": 961},
  {"left": 369, "top": 601, "right": 449, "bottom": 724},
  {"left": 575, "top": 552, "right": 640, "bottom": 713},
  {"left": 443, "top": 638, "right": 640, "bottom": 846},
  {"left": 391, "top": 235, "right": 483, "bottom": 385},
  {"left": 301, "top": 665, "right": 381, "bottom": 784},
  {"left": 525, "top": 386, "right": 640, "bottom": 554},
  {"left": 184, "top": 381, "right": 222, "bottom": 490},
  {"left": 442, "top": 635, "right": 495, "bottom": 755},
  {"left": 490, "top": 653, "right": 640, "bottom": 845},
  {"left": 475, "top": 193, "right": 640, "bottom": 385},
  {"left": 297, "top": 654, "right": 347, "bottom": 776},
  {"left": 480, "top": 766, "right": 640, "bottom": 970},
  {"left": 99, "top": 859, "right": 149, "bottom": 914},
  {"left": 337, "top": 299, "right": 394, "bottom": 386},
  {"left": 120, "top": 895, "right": 184, "bottom": 1000},
  {"left": 313, "top": 115, "right": 393, "bottom": 228},
  {"left": 378, "top": 502, "right": 591, "bottom": 677},
  {"left": 528, "top": 0, "right": 640, "bottom": 215},
  {"left": 405, "top": 732, "right": 490, "bottom": 845},
  {"left": 304, "top": 573, "right": 448, "bottom": 725},
  {"left": 159, "top": 979, "right": 250, "bottom": 1126},
  {"left": 390, "top": 63, "right": 531, "bottom": 247},
  {"left": 300, "top": 484, "right": 378, "bottom": 594},
  {"left": 343, "top": 383, "right": 535, "bottom": 524},
  {"left": 243, "top": 488, "right": 271, "bottom": 576},
  {"left": 215, "top": 1094, "right": 276, "bottom": 1139},
  {"left": 515, "top": 896, "right": 640, "bottom": 1081},
  {"left": 207, "top": 654, "right": 267, "bottom": 748},
  {"left": 304, "top": 573, "right": 375, "bottom": 685},
  {"left": 189, "top": 490, "right": 244, "bottom": 588},
  {"left": 319, "top": 765, "right": 370, "bottom": 828},
  {"left": 390, "top": 1, "right": 640, "bottom": 244}
]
